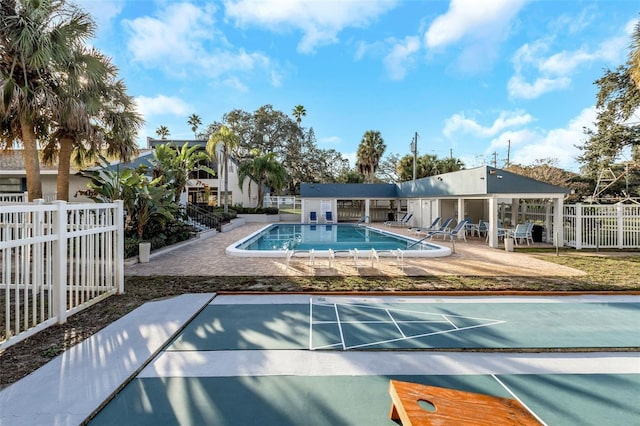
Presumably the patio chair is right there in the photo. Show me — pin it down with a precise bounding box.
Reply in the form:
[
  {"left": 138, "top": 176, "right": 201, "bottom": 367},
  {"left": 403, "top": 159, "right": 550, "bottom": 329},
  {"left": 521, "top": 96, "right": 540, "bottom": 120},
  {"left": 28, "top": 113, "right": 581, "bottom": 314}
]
[
  {"left": 387, "top": 212, "right": 414, "bottom": 227},
  {"left": 509, "top": 223, "right": 533, "bottom": 246},
  {"left": 355, "top": 215, "right": 369, "bottom": 225},
  {"left": 285, "top": 249, "right": 315, "bottom": 268},
  {"left": 411, "top": 217, "right": 440, "bottom": 234},
  {"left": 369, "top": 248, "right": 405, "bottom": 272},
  {"left": 324, "top": 211, "right": 335, "bottom": 223},
  {"left": 384, "top": 212, "right": 407, "bottom": 226},
  {"left": 423, "top": 220, "right": 469, "bottom": 242},
  {"left": 416, "top": 217, "right": 452, "bottom": 237},
  {"left": 309, "top": 211, "right": 318, "bottom": 224}
]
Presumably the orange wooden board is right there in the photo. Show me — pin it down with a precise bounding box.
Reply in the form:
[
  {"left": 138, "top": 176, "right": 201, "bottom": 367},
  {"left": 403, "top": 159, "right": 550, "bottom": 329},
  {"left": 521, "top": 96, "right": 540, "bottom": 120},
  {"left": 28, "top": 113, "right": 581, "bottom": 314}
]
[{"left": 388, "top": 379, "right": 542, "bottom": 425}]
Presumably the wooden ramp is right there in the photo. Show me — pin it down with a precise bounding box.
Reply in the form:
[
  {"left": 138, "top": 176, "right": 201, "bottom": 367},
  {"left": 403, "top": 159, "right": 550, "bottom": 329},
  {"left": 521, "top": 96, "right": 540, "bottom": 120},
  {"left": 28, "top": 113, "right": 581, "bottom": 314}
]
[{"left": 388, "top": 379, "right": 542, "bottom": 425}]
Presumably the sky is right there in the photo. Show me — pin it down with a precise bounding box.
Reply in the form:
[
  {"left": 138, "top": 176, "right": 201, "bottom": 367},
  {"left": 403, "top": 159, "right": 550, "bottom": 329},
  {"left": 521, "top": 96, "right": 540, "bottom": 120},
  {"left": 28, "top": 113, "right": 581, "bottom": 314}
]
[{"left": 77, "top": 0, "right": 639, "bottom": 173}]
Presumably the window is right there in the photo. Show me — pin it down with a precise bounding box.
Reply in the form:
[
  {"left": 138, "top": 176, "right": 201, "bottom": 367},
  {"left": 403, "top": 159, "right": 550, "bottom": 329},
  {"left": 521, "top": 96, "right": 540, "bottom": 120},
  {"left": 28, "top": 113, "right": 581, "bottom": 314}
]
[{"left": 0, "top": 178, "right": 22, "bottom": 193}]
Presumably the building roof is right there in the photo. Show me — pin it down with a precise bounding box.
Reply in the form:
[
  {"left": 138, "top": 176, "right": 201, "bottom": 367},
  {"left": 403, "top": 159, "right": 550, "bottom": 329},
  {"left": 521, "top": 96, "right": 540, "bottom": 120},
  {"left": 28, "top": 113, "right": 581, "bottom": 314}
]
[
  {"left": 1, "top": 150, "right": 68, "bottom": 174},
  {"left": 300, "top": 166, "right": 569, "bottom": 199}
]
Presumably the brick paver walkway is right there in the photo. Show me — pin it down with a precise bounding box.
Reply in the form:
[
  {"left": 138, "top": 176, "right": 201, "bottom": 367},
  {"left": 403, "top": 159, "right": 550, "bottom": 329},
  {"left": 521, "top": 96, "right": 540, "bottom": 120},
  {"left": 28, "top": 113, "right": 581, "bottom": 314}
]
[{"left": 125, "top": 223, "right": 584, "bottom": 277}]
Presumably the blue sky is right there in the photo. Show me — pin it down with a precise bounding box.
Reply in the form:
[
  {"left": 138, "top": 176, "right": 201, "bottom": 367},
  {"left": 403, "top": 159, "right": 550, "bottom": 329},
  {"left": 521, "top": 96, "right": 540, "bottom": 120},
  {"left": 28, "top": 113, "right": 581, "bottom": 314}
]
[{"left": 78, "top": 0, "right": 639, "bottom": 172}]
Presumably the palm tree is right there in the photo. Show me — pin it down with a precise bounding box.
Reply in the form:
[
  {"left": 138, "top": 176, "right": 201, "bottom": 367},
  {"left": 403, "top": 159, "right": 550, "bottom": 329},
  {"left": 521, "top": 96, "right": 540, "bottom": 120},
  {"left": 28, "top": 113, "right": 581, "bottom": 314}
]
[
  {"left": 151, "top": 142, "right": 214, "bottom": 203},
  {"left": 238, "top": 152, "right": 286, "bottom": 208},
  {"left": 41, "top": 47, "right": 143, "bottom": 201},
  {"left": 187, "top": 114, "right": 202, "bottom": 139},
  {"left": 156, "top": 125, "right": 170, "bottom": 139},
  {"left": 292, "top": 105, "right": 306, "bottom": 127},
  {"left": 0, "top": 0, "right": 95, "bottom": 201},
  {"left": 631, "top": 20, "right": 640, "bottom": 88},
  {"left": 206, "top": 125, "right": 239, "bottom": 213},
  {"left": 356, "top": 130, "right": 386, "bottom": 183}
]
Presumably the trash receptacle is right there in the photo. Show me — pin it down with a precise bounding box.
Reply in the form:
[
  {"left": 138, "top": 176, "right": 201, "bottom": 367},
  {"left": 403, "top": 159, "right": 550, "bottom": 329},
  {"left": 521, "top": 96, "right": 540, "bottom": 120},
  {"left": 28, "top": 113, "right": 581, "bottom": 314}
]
[
  {"left": 532, "top": 225, "right": 543, "bottom": 242},
  {"left": 388, "top": 212, "right": 395, "bottom": 221},
  {"left": 504, "top": 238, "right": 514, "bottom": 252}
]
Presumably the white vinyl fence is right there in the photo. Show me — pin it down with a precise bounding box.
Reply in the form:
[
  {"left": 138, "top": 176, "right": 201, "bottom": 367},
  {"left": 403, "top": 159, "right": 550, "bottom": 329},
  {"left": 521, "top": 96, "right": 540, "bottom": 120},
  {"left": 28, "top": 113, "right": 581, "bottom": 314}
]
[
  {"left": 263, "top": 195, "right": 301, "bottom": 211},
  {"left": 0, "top": 200, "right": 124, "bottom": 350},
  {"left": 0, "top": 192, "right": 28, "bottom": 203},
  {"left": 563, "top": 203, "right": 640, "bottom": 249}
]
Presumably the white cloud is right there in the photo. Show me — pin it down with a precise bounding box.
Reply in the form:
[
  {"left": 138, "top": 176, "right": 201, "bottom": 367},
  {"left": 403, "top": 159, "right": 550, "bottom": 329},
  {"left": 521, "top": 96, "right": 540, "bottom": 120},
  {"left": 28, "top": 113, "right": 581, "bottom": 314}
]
[
  {"left": 76, "top": 0, "right": 125, "bottom": 31},
  {"left": 123, "top": 2, "right": 281, "bottom": 86},
  {"left": 492, "top": 107, "right": 596, "bottom": 171},
  {"left": 508, "top": 18, "right": 637, "bottom": 99},
  {"left": 443, "top": 110, "right": 534, "bottom": 138},
  {"left": 223, "top": 0, "right": 397, "bottom": 54},
  {"left": 383, "top": 36, "right": 421, "bottom": 80},
  {"left": 135, "top": 95, "right": 192, "bottom": 118},
  {"left": 425, "top": 0, "right": 527, "bottom": 49}
]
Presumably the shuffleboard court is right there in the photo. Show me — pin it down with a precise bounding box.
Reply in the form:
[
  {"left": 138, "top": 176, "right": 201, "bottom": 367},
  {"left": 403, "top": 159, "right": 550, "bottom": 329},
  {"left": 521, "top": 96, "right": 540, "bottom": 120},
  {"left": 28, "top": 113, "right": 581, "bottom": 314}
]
[
  {"left": 166, "top": 294, "right": 640, "bottom": 351},
  {"left": 89, "top": 294, "right": 640, "bottom": 425}
]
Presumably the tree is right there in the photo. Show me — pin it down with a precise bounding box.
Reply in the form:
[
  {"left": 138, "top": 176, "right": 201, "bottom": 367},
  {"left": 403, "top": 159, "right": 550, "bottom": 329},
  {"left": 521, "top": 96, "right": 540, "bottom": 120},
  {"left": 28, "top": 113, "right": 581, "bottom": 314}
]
[
  {"left": 156, "top": 125, "right": 170, "bottom": 139},
  {"left": 376, "top": 153, "right": 401, "bottom": 183},
  {"left": 237, "top": 152, "right": 286, "bottom": 208},
  {"left": 292, "top": 105, "right": 306, "bottom": 127},
  {"left": 0, "top": 0, "right": 95, "bottom": 200},
  {"left": 356, "top": 130, "right": 386, "bottom": 183},
  {"left": 41, "top": 47, "right": 142, "bottom": 201},
  {"left": 206, "top": 125, "right": 239, "bottom": 213},
  {"left": 631, "top": 19, "right": 640, "bottom": 89},
  {"left": 579, "top": 21, "right": 640, "bottom": 176},
  {"left": 187, "top": 114, "right": 202, "bottom": 138},
  {"left": 151, "top": 142, "right": 214, "bottom": 204},
  {"left": 505, "top": 159, "right": 590, "bottom": 203}
]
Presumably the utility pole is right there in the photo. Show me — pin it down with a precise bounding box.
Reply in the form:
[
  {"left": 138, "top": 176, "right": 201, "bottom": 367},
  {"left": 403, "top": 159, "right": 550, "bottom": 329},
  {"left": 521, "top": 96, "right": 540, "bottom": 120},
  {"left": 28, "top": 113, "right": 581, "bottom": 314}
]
[
  {"left": 506, "top": 139, "right": 511, "bottom": 167},
  {"left": 410, "top": 132, "right": 418, "bottom": 182},
  {"left": 492, "top": 151, "right": 498, "bottom": 168}
]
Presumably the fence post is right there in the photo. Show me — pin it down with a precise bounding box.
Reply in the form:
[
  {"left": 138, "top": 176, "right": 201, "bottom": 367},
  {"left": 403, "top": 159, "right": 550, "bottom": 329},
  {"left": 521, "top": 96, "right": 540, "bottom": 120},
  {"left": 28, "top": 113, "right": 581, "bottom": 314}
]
[
  {"left": 617, "top": 203, "right": 624, "bottom": 250},
  {"left": 116, "top": 200, "right": 125, "bottom": 294},
  {"left": 52, "top": 200, "right": 68, "bottom": 324},
  {"left": 575, "top": 203, "right": 582, "bottom": 250}
]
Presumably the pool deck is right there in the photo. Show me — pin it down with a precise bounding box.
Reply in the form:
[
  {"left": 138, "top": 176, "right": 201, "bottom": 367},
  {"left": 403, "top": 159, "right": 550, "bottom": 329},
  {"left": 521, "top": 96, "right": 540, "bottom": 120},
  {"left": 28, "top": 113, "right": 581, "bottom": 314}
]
[{"left": 125, "top": 222, "right": 585, "bottom": 277}]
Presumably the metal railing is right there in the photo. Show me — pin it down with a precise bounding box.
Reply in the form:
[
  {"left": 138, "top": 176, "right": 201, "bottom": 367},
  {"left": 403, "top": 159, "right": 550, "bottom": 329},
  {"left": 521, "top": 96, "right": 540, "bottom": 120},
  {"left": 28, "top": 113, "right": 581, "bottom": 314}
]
[
  {"left": 263, "top": 195, "right": 301, "bottom": 211},
  {"left": 1, "top": 200, "right": 124, "bottom": 350},
  {"left": 183, "top": 203, "right": 222, "bottom": 231}
]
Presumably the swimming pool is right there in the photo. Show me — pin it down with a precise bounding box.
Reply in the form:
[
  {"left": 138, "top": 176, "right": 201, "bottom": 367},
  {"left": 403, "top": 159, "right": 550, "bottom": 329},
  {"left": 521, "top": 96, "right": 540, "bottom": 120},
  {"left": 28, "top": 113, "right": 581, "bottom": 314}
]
[{"left": 226, "top": 224, "right": 451, "bottom": 257}]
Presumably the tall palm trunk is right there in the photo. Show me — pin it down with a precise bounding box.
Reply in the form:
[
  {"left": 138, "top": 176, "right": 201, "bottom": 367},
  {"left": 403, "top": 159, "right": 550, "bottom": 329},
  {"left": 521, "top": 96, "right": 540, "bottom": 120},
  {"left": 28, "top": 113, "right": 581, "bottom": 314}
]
[
  {"left": 223, "top": 148, "right": 229, "bottom": 213},
  {"left": 56, "top": 136, "right": 74, "bottom": 201},
  {"left": 20, "top": 119, "right": 43, "bottom": 201}
]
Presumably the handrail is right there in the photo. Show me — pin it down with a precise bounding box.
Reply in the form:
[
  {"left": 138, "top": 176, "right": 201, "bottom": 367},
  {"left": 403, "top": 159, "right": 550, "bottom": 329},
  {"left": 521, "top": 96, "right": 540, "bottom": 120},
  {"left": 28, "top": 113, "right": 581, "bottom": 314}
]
[{"left": 182, "top": 203, "right": 222, "bottom": 232}]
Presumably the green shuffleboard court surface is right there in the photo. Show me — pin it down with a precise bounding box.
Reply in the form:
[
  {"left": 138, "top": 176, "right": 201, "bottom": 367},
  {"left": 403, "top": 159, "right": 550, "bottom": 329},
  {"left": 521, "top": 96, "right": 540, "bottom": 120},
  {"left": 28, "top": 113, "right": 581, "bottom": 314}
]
[
  {"left": 90, "top": 373, "right": 640, "bottom": 426},
  {"left": 166, "top": 300, "right": 640, "bottom": 351}
]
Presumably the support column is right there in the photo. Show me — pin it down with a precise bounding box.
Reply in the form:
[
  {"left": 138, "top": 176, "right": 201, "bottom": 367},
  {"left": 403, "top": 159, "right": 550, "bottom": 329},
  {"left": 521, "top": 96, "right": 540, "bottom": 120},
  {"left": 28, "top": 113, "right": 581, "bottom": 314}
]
[
  {"left": 457, "top": 198, "right": 465, "bottom": 223},
  {"left": 365, "top": 199, "right": 371, "bottom": 223},
  {"left": 553, "top": 197, "right": 564, "bottom": 248},
  {"left": 488, "top": 197, "right": 499, "bottom": 248}
]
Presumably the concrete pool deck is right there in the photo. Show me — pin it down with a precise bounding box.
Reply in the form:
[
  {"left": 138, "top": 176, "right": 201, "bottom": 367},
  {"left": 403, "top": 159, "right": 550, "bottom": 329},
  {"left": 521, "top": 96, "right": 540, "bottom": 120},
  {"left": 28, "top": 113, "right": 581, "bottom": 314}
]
[{"left": 125, "top": 222, "right": 585, "bottom": 278}]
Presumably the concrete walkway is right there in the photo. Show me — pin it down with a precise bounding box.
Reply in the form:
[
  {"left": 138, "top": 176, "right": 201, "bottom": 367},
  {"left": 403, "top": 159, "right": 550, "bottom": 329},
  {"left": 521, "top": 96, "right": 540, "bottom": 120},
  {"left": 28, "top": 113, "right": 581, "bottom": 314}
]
[
  {"left": 125, "top": 223, "right": 584, "bottom": 277},
  {"left": 0, "top": 294, "right": 215, "bottom": 426}
]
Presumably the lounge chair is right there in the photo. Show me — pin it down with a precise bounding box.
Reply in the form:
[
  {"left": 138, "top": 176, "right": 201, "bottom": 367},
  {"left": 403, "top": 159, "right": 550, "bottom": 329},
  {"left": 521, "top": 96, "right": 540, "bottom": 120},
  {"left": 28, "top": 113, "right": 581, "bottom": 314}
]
[
  {"left": 309, "top": 211, "right": 318, "bottom": 224},
  {"left": 411, "top": 217, "right": 440, "bottom": 234},
  {"left": 285, "top": 249, "right": 315, "bottom": 268},
  {"left": 355, "top": 215, "right": 369, "bottom": 225},
  {"left": 369, "top": 248, "right": 405, "bottom": 272},
  {"left": 423, "top": 220, "right": 469, "bottom": 242},
  {"left": 384, "top": 212, "right": 407, "bottom": 226},
  {"left": 386, "top": 212, "right": 414, "bottom": 227},
  {"left": 416, "top": 217, "right": 452, "bottom": 237},
  {"left": 324, "top": 211, "right": 335, "bottom": 223}
]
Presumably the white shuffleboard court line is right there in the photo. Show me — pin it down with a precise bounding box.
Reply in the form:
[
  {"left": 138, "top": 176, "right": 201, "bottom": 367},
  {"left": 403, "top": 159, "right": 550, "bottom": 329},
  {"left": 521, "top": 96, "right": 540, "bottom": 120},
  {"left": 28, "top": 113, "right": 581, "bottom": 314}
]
[
  {"left": 491, "top": 374, "right": 548, "bottom": 426},
  {"left": 345, "top": 320, "right": 506, "bottom": 350},
  {"left": 309, "top": 298, "right": 313, "bottom": 351},
  {"left": 387, "top": 309, "right": 406, "bottom": 338},
  {"left": 442, "top": 314, "right": 459, "bottom": 329},
  {"left": 334, "top": 303, "right": 347, "bottom": 351}
]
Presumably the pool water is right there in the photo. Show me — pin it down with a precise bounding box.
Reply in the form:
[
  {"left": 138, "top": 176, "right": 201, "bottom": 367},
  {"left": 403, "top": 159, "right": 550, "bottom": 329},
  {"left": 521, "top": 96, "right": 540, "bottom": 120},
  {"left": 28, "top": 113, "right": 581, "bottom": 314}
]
[{"left": 227, "top": 224, "right": 450, "bottom": 257}]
